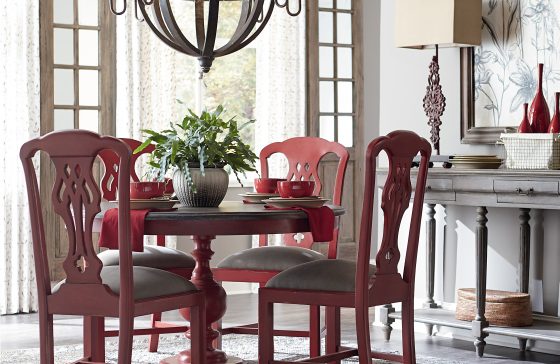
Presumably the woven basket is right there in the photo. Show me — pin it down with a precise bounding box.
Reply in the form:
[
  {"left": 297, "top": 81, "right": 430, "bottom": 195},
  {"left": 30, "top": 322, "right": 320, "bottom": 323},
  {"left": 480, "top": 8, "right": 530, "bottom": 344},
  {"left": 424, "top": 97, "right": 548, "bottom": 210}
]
[
  {"left": 501, "top": 133, "right": 560, "bottom": 169},
  {"left": 455, "top": 288, "right": 533, "bottom": 327}
]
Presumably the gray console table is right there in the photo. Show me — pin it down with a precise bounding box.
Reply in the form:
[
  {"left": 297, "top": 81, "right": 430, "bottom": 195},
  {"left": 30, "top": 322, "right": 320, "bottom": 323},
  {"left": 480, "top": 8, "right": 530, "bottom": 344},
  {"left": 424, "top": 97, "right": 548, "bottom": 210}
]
[{"left": 377, "top": 168, "right": 560, "bottom": 357}]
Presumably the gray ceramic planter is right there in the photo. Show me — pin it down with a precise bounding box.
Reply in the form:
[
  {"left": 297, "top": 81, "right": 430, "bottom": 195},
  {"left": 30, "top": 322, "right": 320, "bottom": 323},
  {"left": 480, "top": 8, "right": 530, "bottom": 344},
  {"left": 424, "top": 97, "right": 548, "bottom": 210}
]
[{"left": 173, "top": 167, "right": 228, "bottom": 207}]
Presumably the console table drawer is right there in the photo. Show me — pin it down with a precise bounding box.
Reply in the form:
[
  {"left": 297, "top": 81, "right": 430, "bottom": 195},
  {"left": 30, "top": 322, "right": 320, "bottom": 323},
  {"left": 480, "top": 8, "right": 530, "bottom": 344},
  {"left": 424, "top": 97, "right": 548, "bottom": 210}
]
[
  {"left": 493, "top": 180, "right": 559, "bottom": 195},
  {"left": 425, "top": 178, "right": 453, "bottom": 191}
]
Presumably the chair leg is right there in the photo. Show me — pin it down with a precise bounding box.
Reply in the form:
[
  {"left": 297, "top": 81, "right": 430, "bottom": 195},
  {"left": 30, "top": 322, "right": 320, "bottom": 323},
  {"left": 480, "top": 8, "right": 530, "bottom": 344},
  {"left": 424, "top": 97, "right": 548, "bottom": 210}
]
[
  {"left": 401, "top": 300, "right": 416, "bottom": 364},
  {"left": 325, "top": 306, "right": 341, "bottom": 364},
  {"left": 157, "top": 234, "right": 166, "bottom": 247},
  {"left": 117, "top": 314, "right": 134, "bottom": 364},
  {"left": 355, "top": 305, "right": 372, "bottom": 363},
  {"left": 84, "top": 316, "right": 105, "bottom": 362},
  {"left": 258, "top": 294, "right": 274, "bottom": 364},
  {"left": 309, "top": 305, "right": 321, "bottom": 357},
  {"left": 39, "top": 310, "right": 54, "bottom": 364},
  {"left": 148, "top": 312, "right": 162, "bottom": 352},
  {"left": 190, "top": 299, "right": 206, "bottom": 364}
]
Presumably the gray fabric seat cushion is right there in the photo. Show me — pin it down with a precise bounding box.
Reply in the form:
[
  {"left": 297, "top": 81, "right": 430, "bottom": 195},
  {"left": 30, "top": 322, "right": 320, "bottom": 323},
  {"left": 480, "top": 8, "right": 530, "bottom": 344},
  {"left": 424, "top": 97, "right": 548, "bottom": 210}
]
[
  {"left": 217, "top": 246, "right": 326, "bottom": 271},
  {"left": 98, "top": 246, "right": 195, "bottom": 269},
  {"left": 53, "top": 266, "right": 197, "bottom": 300},
  {"left": 266, "top": 259, "right": 376, "bottom": 292}
]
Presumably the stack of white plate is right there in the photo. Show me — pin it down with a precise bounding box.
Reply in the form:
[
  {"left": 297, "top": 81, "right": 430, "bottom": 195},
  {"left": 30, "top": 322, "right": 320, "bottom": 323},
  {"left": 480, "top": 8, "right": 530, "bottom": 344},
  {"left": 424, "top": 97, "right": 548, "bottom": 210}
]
[{"left": 450, "top": 155, "right": 503, "bottom": 169}]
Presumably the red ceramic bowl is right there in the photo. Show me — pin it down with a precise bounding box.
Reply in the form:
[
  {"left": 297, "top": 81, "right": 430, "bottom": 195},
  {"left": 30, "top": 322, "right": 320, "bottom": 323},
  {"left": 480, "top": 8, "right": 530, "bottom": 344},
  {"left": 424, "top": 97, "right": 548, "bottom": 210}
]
[
  {"left": 254, "top": 178, "right": 286, "bottom": 194},
  {"left": 130, "top": 181, "right": 165, "bottom": 200},
  {"left": 277, "top": 181, "right": 315, "bottom": 198}
]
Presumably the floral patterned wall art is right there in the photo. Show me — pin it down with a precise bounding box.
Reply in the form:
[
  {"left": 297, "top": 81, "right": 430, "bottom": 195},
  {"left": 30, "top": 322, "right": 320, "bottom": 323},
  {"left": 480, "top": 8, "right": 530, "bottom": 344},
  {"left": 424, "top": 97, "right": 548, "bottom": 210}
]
[{"left": 475, "top": 0, "right": 560, "bottom": 128}]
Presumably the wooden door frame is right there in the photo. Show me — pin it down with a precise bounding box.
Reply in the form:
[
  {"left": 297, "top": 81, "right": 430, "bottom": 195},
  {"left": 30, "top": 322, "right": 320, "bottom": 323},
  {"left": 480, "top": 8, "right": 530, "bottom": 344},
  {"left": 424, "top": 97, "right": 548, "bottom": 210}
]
[
  {"left": 39, "top": 0, "right": 116, "bottom": 280},
  {"left": 306, "top": 0, "right": 364, "bottom": 259}
]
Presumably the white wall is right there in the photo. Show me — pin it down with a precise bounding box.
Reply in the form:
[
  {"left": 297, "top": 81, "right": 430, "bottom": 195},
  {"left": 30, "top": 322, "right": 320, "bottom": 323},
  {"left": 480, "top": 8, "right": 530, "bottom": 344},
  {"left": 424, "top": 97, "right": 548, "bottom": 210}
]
[{"left": 366, "top": 0, "right": 560, "bottom": 353}]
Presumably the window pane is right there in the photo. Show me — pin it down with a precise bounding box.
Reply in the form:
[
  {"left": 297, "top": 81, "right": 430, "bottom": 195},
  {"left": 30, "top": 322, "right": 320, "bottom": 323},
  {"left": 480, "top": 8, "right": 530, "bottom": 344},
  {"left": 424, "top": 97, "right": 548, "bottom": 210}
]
[
  {"left": 319, "top": 81, "right": 335, "bottom": 112},
  {"left": 54, "top": 109, "right": 74, "bottom": 130},
  {"left": 54, "top": 28, "right": 74, "bottom": 65},
  {"left": 318, "top": 11, "right": 333, "bottom": 44},
  {"left": 337, "top": 47, "right": 353, "bottom": 79},
  {"left": 54, "top": 69, "right": 74, "bottom": 105},
  {"left": 320, "top": 116, "right": 335, "bottom": 141},
  {"left": 79, "top": 110, "right": 99, "bottom": 132},
  {"left": 337, "top": 13, "right": 352, "bottom": 44},
  {"left": 78, "top": 0, "right": 98, "bottom": 26},
  {"left": 79, "top": 30, "right": 98, "bottom": 66},
  {"left": 338, "top": 116, "right": 353, "bottom": 147},
  {"left": 79, "top": 70, "right": 99, "bottom": 106},
  {"left": 54, "top": 0, "right": 74, "bottom": 24},
  {"left": 337, "top": 81, "right": 353, "bottom": 113},
  {"left": 319, "top": 46, "right": 334, "bottom": 78},
  {"left": 318, "top": 0, "right": 333, "bottom": 8},
  {"left": 337, "top": 0, "right": 352, "bottom": 10}
]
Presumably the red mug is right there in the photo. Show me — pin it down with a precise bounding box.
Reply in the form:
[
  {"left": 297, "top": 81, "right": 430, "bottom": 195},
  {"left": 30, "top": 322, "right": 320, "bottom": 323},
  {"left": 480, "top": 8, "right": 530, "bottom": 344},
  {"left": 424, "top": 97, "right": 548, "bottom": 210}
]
[
  {"left": 130, "top": 181, "right": 165, "bottom": 199},
  {"left": 254, "top": 178, "right": 286, "bottom": 194},
  {"left": 277, "top": 181, "right": 315, "bottom": 198},
  {"left": 163, "top": 178, "right": 174, "bottom": 196}
]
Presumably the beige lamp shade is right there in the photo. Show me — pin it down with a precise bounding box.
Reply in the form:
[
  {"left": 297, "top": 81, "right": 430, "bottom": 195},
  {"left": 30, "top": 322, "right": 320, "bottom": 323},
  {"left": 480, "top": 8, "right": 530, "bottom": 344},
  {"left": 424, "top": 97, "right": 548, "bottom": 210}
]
[{"left": 395, "top": 0, "right": 482, "bottom": 49}]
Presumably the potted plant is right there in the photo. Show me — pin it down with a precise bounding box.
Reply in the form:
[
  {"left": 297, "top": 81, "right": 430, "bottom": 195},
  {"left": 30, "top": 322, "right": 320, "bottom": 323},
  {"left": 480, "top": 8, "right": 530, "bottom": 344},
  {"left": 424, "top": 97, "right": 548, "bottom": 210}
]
[{"left": 136, "top": 105, "right": 258, "bottom": 207}]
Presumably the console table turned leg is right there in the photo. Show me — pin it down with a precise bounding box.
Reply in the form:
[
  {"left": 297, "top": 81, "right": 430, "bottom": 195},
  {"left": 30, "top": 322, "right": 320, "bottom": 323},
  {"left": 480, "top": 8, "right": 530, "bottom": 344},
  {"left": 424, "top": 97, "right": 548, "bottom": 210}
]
[
  {"left": 518, "top": 208, "right": 531, "bottom": 352},
  {"left": 473, "top": 206, "right": 489, "bottom": 357},
  {"left": 379, "top": 304, "right": 395, "bottom": 341},
  {"left": 424, "top": 204, "right": 438, "bottom": 335}
]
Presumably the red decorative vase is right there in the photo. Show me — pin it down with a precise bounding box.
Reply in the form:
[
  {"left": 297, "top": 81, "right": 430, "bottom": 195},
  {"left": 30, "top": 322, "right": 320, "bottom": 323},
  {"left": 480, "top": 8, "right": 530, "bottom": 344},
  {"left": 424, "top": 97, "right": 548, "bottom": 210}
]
[
  {"left": 529, "top": 63, "right": 550, "bottom": 133},
  {"left": 518, "top": 103, "right": 533, "bottom": 133},
  {"left": 548, "top": 92, "right": 560, "bottom": 133}
]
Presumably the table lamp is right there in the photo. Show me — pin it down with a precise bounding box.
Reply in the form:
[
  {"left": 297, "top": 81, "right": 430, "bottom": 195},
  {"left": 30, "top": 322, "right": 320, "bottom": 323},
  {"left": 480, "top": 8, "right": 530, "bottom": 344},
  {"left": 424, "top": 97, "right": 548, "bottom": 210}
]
[{"left": 395, "top": 0, "right": 481, "bottom": 155}]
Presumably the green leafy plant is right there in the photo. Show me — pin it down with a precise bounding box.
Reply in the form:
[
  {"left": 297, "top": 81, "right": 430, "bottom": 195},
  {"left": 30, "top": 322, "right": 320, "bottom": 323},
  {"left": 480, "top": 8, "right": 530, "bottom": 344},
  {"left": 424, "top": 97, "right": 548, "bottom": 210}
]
[{"left": 135, "top": 105, "right": 258, "bottom": 188}]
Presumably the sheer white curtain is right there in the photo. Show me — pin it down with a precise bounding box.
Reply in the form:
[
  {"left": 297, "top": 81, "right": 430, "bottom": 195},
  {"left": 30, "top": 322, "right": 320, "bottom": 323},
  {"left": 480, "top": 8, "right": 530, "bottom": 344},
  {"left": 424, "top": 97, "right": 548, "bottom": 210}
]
[
  {"left": 115, "top": 11, "right": 186, "bottom": 141},
  {"left": 116, "top": 9, "right": 194, "bottom": 248},
  {"left": 254, "top": 2, "right": 307, "bottom": 177},
  {"left": 0, "top": 1, "right": 40, "bottom": 314}
]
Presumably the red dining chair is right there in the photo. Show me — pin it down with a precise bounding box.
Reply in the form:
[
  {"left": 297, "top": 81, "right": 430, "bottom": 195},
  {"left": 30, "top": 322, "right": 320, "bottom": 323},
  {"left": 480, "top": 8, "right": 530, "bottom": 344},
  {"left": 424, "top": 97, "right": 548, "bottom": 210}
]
[
  {"left": 258, "top": 131, "right": 431, "bottom": 364},
  {"left": 20, "top": 130, "right": 205, "bottom": 364},
  {"left": 98, "top": 138, "right": 196, "bottom": 352},
  {"left": 213, "top": 137, "right": 349, "bottom": 354}
]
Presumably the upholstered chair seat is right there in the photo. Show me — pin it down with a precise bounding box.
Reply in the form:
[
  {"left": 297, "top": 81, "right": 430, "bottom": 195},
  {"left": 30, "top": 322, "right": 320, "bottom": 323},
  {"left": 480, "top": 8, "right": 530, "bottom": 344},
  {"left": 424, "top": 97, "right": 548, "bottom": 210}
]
[
  {"left": 98, "top": 246, "right": 196, "bottom": 270},
  {"left": 53, "top": 266, "right": 197, "bottom": 300},
  {"left": 217, "top": 246, "right": 326, "bottom": 271},
  {"left": 266, "top": 259, "right": 376, "bottom": 293}
]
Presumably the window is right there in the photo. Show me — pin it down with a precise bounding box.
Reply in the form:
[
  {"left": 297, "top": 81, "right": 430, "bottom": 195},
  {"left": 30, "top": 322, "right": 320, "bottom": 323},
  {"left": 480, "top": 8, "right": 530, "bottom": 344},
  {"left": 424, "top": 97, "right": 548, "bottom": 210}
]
[
  {"left": 316, "top": 0, "right": 357, "bottom": 147},
  {"left": 307, "top": 0, "right": 363, "bottom": 258},
  {"left": 46, "top": 0, "right": 115, "bottom": 135},
  {"left": 40, "top": 0, "right": 115, "bottom": 279}
]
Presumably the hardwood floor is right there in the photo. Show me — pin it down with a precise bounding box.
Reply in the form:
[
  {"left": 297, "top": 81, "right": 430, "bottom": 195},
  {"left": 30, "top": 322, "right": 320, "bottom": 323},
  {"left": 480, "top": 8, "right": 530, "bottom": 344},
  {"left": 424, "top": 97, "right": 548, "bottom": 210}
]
[{"left": 0, "top": 293, "right": 558, "bottom": 363}]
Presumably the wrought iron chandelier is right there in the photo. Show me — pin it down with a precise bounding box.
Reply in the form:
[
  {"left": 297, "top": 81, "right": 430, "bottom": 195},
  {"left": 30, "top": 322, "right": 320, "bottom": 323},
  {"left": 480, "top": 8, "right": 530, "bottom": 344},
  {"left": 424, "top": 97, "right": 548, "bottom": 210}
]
[{"left": 108, "top": 0, "right": 301, "bottom": 73}]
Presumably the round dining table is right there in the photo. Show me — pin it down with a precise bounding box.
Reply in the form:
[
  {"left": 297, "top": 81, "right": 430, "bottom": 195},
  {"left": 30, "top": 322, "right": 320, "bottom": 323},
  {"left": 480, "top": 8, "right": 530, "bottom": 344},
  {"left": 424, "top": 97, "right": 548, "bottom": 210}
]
[{"left": 97, "top": 201, "right": 345, "bottom": 364}]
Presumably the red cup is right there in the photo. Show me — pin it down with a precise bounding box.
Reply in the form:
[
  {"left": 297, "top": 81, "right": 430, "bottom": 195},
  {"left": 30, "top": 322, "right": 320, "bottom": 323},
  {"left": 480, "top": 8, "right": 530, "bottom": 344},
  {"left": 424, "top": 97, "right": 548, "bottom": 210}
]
[
  {"left": 277, "top": 181, "right": 315, "bottom": 198},
  {"left": 163, "top": 177, "right": 174, "bottom": 196},
  {"left": 254, "top": 178, "right": 286, "bottom": 194},
  {"left": 130, "top": 181, "right": 165, "bottom": 199}
]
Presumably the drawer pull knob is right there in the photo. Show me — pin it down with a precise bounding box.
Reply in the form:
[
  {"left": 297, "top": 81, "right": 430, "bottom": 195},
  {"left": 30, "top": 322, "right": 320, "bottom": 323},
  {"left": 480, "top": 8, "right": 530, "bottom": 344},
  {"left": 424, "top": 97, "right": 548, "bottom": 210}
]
[{"left": 516, "top": 188, "right": 534, "bottom": 196}]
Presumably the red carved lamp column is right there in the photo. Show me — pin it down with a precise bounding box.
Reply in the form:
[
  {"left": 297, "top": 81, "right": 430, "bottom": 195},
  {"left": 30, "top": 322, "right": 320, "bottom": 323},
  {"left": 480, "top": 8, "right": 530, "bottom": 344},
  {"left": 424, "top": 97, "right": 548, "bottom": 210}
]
[{"left": 422, "top": 45, "right": 446, "bottom": 155}]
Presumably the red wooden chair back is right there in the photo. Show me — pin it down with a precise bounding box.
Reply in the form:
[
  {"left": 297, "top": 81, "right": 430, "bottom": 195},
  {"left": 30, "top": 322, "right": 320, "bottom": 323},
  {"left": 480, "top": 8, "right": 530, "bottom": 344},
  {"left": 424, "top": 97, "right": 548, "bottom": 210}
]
[
  {"left": 20, "top": 130, "right": 134, "bottom": 308},
  {"left": 356, "top": 130, "right": 431, "bottom": 300},
  {"left": 259, "top": 137, "right": 349, "bottom": 258},
  {"left": 99, "top": 138, "right": 155, "bottom": 201}
]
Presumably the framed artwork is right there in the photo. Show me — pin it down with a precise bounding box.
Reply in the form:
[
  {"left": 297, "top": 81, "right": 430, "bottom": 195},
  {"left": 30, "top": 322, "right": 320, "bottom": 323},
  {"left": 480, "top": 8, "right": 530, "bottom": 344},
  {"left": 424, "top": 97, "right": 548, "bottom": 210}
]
[{"left": 461, "top": 0, "right": 560, "bottom": 144}]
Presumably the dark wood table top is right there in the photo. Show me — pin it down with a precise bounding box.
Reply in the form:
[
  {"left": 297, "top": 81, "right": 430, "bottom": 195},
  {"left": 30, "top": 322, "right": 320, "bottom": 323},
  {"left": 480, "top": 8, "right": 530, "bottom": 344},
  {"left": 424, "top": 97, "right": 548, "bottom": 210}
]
[{"left": 97, "top": 201, "right": 345, "bottom": 237}]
